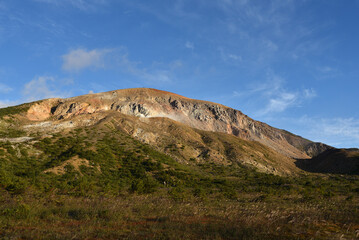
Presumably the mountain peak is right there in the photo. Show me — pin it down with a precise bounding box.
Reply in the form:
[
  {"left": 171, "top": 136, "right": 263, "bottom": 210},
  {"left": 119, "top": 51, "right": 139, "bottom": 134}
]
[
  {"left": 111, "top": 88, "right": 190, "bottom": 99},
  {"left": 82, "top": 88, "right": 191, "bottom": 102}
]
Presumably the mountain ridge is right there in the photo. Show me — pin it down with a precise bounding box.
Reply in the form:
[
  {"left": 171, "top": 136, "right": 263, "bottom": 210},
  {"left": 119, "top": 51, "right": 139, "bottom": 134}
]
[
  {"left": 25, "top": 88, "right": 330, "bottom": 160},
  {"left": 1, "top": 87, "right": 359, "bottom": 176}
]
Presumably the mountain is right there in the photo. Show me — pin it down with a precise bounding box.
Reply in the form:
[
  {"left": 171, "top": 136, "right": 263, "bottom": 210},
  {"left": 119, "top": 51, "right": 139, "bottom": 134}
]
[
  {"left": 1, "top": 88, "right": 342, "bottom": 176},
  {"left": 26, "top": 88, "right": 329, "bottom": 159}
]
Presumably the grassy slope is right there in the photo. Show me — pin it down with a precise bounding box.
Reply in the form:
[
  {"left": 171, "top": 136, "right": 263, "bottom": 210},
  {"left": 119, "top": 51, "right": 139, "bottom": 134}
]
[
  {"left": 0, "top": 105, "right": 359, "bottom": 239},
  {"left": 0, "top": 103, "right": 32, "bottom": 138},
  {"left": 107, "top": 113, "right": 300, "bottom": 175}
]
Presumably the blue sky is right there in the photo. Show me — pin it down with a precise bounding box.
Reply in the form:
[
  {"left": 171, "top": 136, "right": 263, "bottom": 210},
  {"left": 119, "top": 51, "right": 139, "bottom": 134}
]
[{"left": 0, "top": 0, "right": 358, "bottom": 148}]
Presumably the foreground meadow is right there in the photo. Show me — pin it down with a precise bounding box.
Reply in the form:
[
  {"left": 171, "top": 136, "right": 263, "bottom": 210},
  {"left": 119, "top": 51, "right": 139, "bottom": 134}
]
[{"left": 1, "top": 187, "right": 358, "bottom": 239}]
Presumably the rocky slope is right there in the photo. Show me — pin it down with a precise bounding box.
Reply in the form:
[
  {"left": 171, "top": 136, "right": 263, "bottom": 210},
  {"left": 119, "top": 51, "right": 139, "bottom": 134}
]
[{"left": 25, "top": 88, "right": 329, "bottom": 160}]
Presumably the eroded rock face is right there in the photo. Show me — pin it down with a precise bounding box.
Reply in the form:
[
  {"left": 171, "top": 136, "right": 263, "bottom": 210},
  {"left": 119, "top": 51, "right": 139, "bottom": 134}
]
[
  {"left": 26, "top": 88, "right": 330, "bottom": 159},
  {"left": 27, "top": 99, "right": 60, "bottom": 121}
]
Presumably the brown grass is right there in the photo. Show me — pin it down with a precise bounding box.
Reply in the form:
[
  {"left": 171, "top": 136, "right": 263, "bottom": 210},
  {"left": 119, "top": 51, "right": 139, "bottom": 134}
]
[
  {"left": 1, "top": 191, "right": 358, "bottom": 239},
  {"left": 43, "top": 156, "right": 93, "bottom": 175}
]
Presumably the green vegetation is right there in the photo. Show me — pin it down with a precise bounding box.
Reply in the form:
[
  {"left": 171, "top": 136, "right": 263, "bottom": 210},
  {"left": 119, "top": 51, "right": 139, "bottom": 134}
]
[
  {"left": 0, "top": 128, "right": 26, "bottom": 138},
  {"left": 0, "top": 102, "right": 32, "bottom": 119},
  {"left": 0, "top": 103, "right": 32, "bottom": 138},
  {"left": 0, "top": 126, "right": 359, "bottom": 239}
]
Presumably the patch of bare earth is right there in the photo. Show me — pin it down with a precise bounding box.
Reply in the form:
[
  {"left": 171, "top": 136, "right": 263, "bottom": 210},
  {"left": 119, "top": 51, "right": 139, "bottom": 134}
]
[{"left": 44, "top": 156, "right": 95, "bottom": 175}]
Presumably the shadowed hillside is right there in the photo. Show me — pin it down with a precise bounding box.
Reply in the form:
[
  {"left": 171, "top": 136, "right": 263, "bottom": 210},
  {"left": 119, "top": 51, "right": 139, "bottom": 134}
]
[{"left": 296, "top": 148, "right": 359, "bottom": 174}]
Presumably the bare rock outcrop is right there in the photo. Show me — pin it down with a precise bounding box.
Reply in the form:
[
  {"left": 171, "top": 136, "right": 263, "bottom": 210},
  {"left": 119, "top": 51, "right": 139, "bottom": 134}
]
[{"left": 26, "top": 88, "right": 330, "bottom": 159}]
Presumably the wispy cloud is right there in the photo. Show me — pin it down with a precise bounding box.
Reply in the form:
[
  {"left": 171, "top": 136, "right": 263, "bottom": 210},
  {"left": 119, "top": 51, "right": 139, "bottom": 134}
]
[
  {"left": 215, "top": 0, "right": 296, "bottom": 34},
  {"left": 185, "top": 41, "right": 194, "bottom": 49},
  {"left": 0, "top": 3, "right": 71, "bottom": 52},
  {"left": 317, "top": 66, "right": 334, "bottom": 73},
  {"left": 114, "top": 51, "right": 175, "bottom": 83},
  {"left": 62, "top": 47, "right": 178, "bottom": 84},
  {"left": 211, "top": 0, "right": 335, "bottom": 73},
  {"left": 314, "top": 65, "right": 341, "bottom": 80},
  {"left": 228, "top": 54, "right": 241, "bottom": 61},
  {"left": 123, "top": 0, "right": 201, "bottom": 28},
  {"left": 218, "top": 47, "right": 242, "bottom": 63},
  {"left": 262, "top": 39, "right": 278, "bottom": 51},
  {"left": 120, "top": 0, "right": 326, "bottom": 73},
  {"left": 232, "top": 71, "right": 316, "bottom": 116},
  {"left": 296, "top": 116, "right": 359, "bottom": 148},
  {"left": 246, "top": 114, "right": 359, "bottom": 148},
  {"left": 172, "top": 0, "right": 201, "bottom": 19},
  {"left": 62, "top": 48, "right": 112, "bottom": 72},
  {"left": 262, "top": 92, "right": 298, "bottom": 115},
  {"left": 23, "top": 76, "right": 71, "bottom": 101},
  {"left": 34, "top": 0, "right": 108, "bottom": 12},
  {"left": 0, "top": 75, "right": 72, "bottom": 108},
  {"left": 303, "top": 88, "right": 316, "bottom": 99},
  {"left": 0, "top": 83, "right": 12, "bottom": 93},
  {"left": 0, "top": 100, "right": 19, "bottom": 108},
  {"left": 259, "top": 85, "right": 315, "bottom": 116}
]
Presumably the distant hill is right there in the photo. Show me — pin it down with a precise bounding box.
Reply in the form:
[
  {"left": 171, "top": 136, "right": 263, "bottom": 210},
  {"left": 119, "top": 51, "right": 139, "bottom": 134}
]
[{"left": 297, "top": 148, "right": 359, "bottom": 174}]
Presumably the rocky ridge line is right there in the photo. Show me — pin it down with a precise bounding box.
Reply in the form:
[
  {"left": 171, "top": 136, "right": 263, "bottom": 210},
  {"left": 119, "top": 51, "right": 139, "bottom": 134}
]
[{"left": 26, "top": 88, "right": 330, "bottom": 159}]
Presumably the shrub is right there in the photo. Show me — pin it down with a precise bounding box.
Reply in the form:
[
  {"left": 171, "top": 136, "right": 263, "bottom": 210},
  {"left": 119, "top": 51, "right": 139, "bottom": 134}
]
[
  {"left": 2, "top": 203, "right": 31, "bottom": 219},
  {"left": 168, "top": 186, "right": 187, "bottom": 201},
  {"left": 5, "top": 180, "right": 28, "bottom": 195}
]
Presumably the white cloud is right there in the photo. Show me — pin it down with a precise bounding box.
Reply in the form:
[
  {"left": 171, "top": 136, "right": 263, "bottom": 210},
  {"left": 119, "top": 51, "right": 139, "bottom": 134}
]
[
  {"left": 0, "top": 100, "right": 19, "bottom": 108},
  {"left": 62, "top": 48, "right": 111, "bottom": 72},
  {"left": 23, "top": 76, "right": 70, "bottom": 101},
  {"left": 246, "top": 73, "right": 283, "bottom": 96},
  {"left": 296, "top": 116, "right": 359, "bottom": 148},
  {"left": 254, "top": 115, "right": 359, "bottom": 148},
  {"left": 263, "top": 39, "right": 278, "bottom": 51},
  {"left": 62, "top": 46, "right": 180, "bottom": 84},
  {"left": 317, "top": 66, "right": 334, "bottom": 73},
  {"left": 34, "top": 0, "right": 107, "bottom": 12},
  {"left": 0, "top": 83, "right": 12, "bottom": 93},
  {"left": 112, "top": 49, "right": 175, "bottom": 83},
  {"left": 228, "top": 54, "right": 242, "bottom": 61},
  {"left": 262, "top": 92, "right": 297, "bottom": 114},
  {"left": 70, "top": 0, "right": 107, "bottom": 11},
  {"left": 314, "top": 66, "right": 341, "bottom": 80},
  {"left": 0, "top": 75, "right": 71, "bottom": 108},
  {"left": 321, "top": 118, "right": 359, "bottom": 141},
  {"left": 236, "top": 72, "right": 316, "bottom": 116},
  {"left": 170, "top": 60, "right": 183, "bottom": 69},
  {"left": 303, "top": 88, "right": 316, "bottom": 99},
  {"left": 212, "top": 0, "right": 333, "bottom": 71},
  {"left": 218, "top": 47, "right": 242, "bottom": 63},
  {"left": 23, "top": 76, "right": 56, "bottom": 101},
  {"left": 260, "top": 88, "right": 315, "bottom": 116},
  {"left": 185, "top": 41, "right": 194, "bottom": 49}
]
